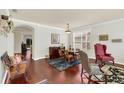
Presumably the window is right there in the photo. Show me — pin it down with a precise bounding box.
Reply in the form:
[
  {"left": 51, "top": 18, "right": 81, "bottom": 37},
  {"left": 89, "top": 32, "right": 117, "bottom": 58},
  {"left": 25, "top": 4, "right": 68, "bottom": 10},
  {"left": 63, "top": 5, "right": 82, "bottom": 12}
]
[{"left": 73, "top": 31, "right": 91, "bottom": 52}]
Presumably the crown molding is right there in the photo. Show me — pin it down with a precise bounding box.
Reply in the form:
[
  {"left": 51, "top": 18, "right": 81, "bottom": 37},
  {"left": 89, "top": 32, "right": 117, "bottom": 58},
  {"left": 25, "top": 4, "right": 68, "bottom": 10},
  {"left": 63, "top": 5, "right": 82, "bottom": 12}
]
[
  {"left": 12, "top": 18, "right": 64, "bottom": 30},
  {"left": 93, "top": 18, "right": 124, "bottom": 27},
  {"left": 71, "top": 18, "right": 124, "bottom": 31}
]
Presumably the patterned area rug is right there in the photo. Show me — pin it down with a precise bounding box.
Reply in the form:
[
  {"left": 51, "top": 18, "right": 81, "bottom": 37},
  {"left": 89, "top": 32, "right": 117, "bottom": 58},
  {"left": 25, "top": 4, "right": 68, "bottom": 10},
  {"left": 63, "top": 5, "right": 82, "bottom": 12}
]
[
  {"left": 48, "top": 58, "right": 80, "bottom": 71},
  {"left": 101, "top": 65, "right": 124, "bottom": 84}
]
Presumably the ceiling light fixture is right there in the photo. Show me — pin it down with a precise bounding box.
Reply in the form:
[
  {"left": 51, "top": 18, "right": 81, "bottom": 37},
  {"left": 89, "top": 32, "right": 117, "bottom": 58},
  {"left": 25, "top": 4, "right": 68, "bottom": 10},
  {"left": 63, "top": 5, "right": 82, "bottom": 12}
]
[{"left": 65, "top": 23, "right": 71, "bottom": 34}]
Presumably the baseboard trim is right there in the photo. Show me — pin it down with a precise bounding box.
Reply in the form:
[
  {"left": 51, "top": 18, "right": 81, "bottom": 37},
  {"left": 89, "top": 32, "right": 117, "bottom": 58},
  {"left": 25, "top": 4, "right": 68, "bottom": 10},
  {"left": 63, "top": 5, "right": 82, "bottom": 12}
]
[
  {"left": 32, "top": 57, "right": 47, "bottom": 61},
  {"left": 89, "top": 58, "right": 124, "bottom": 67}
]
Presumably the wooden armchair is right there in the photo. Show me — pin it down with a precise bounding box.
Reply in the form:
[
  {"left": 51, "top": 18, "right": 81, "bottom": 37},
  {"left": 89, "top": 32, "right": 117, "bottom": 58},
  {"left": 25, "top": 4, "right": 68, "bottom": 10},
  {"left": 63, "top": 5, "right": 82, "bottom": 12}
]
[
  {"left": 1, "top": 52, "right": 27, "bottom": 82},
  {"left": 79, "top": 50, "right": 108, "bottom": 84}
]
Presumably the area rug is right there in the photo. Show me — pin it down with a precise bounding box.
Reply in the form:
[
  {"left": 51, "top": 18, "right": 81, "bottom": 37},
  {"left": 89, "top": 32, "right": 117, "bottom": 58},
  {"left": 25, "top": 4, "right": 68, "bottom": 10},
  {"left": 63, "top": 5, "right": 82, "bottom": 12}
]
[
  {"left": 101, "top": 65, "right": 124, "bottom": 84},
  {"left": 48, "top": 58, "right": 80, "bottom": 71}
]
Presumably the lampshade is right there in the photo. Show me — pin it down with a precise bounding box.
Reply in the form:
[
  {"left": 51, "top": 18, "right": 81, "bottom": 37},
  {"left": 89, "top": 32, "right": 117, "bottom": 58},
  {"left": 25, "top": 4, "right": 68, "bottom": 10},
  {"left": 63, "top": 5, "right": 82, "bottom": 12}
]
[{"left": 65, "top": 23, "right": 71, "bottom": 33}]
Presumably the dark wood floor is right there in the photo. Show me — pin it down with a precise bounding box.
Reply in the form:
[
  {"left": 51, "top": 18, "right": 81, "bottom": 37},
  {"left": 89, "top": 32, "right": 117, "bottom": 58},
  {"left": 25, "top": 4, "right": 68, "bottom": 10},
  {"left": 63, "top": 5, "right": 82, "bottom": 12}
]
[
  {"left": 10, "top": 58, "right": 124, "bottom": 84},
  {"left": 10, "top": 58, "right": 84, "bottom": 84}
]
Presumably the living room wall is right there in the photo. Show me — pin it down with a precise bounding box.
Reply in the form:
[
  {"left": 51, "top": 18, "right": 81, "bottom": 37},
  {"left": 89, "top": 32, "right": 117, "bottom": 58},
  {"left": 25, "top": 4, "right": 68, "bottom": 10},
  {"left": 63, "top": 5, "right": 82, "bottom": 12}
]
[
  {"left": 90, "top": 19, "right": 124, "bottom": 64},
  {"left": 71, "top": 19, "right": 124, "bottom": 64},
  {"left": 33, "top": 25, "right": 67, "bottom": 60},
  {"left": 13, "top": 19, "right": 68, "bottom": 60},
  {"left": 0, "top": 10, "right": 14, "bottom": 83},
  {"left": 0, "top": 36, "right": 8, "bottom": 83},
  {"left": 0, "top": 31, "right": 14, "bottom": 84}
]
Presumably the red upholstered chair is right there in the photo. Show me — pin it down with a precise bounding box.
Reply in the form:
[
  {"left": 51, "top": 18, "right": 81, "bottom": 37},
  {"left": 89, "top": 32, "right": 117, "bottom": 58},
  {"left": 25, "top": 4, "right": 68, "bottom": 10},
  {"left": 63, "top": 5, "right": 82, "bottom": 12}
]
[{"left": 94, "top": 43, "right": 114, "bottom": 65}]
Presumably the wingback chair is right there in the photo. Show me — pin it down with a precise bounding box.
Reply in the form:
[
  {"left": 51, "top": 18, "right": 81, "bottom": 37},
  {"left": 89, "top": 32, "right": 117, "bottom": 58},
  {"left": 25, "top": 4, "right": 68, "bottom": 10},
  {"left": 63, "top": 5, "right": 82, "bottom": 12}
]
[{"left": 94, "top": 43, "right": 114, "bottom": 65}]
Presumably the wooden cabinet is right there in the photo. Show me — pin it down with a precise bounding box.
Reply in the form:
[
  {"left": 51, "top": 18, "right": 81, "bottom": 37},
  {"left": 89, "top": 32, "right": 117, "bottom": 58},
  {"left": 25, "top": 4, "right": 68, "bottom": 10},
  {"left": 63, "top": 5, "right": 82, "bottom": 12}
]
[{"left": 49, "top": 47, "right": 60, "bottom": 59}]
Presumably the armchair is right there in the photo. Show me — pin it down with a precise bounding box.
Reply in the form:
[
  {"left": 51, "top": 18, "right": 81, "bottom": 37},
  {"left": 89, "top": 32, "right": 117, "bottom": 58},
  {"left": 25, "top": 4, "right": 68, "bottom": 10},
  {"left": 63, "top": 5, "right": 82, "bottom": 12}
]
[
  {"left": 1, "top": 52, "right": 27, "bottom": 81},
  {"left": 79, "top": 50, "right": 107, "bottom": 84},
  {"left": 94, "top": 43, "right": 114, "bottom": 65}
]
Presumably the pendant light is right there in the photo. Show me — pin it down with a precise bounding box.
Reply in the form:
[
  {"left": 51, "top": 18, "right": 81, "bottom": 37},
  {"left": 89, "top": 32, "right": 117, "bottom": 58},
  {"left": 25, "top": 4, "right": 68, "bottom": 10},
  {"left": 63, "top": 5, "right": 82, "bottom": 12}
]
[{"left": 65, "top": 23, "right": 71, "bottom": 33}]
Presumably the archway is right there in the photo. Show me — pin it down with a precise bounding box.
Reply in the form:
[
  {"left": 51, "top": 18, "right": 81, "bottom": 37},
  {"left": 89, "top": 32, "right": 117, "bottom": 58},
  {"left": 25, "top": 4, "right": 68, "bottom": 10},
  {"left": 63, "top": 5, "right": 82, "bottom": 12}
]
[{"left": 14, "top": 25, "right": 34, "bottom": 60}]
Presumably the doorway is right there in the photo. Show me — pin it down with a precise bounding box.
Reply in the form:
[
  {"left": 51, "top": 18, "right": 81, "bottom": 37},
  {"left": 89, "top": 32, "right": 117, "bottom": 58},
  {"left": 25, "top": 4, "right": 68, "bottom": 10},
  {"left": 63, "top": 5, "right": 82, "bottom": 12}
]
[{"left": 14, "top": 25, "right": 34, "bottom": 60}]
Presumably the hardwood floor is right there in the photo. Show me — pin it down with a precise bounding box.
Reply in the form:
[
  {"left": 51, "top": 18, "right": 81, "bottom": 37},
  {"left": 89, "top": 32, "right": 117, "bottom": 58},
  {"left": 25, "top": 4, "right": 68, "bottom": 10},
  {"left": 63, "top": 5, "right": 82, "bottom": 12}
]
[
  {"left": 10, "top": 58, "right": 124, "bottom": 84},
  {"left": 10, "top": 58, "right": 83, "bottom": 84}
]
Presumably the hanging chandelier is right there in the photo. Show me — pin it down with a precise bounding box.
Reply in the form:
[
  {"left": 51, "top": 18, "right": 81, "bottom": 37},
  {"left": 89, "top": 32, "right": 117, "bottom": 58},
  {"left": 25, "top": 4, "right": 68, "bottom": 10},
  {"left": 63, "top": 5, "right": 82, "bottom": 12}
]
[
  {"left": 0, "top": 15, "right": 14, "bottom": 37},
  {"left": 65, "top": 23, "right": 71, "bottom": 33}
]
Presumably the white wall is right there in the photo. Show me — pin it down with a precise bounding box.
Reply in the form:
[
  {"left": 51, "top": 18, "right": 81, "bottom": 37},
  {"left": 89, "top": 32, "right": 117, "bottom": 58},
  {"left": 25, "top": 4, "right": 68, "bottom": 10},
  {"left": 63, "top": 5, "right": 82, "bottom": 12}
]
[
  {"left": 90, "top": 20, "right": 124, "bottom": 64},
  {"left": 0, "top": 10, "right": 14, "bottom": 83},
  {"left": 13, "top": 19, "right": 68, "bottom": 60},
  {"left": 72, "top": 19, "right": 124, "bottom": 65},
  {"left": 7, "top": 32, "right": 14, "bottom": 56},
  {"left": 33, "top": 25, "right": 67, "bottom": 60},
  {"left": 14, "top": 31, "right": 23, "bottom": 53},
  {"left": 0, "top": 36, "right": 8, "bottom": 83},
  {"left": 0, "top": 34, "right": 14, "bottom": 83},
  {"left": 0, "top": 33, "right": 14, "bottom": 84}
]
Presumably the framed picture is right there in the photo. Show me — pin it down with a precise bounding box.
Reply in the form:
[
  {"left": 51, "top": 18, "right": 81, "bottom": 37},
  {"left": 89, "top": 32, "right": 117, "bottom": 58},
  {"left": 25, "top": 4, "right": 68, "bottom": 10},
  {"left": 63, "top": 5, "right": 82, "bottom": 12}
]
[
  {"left": 51, "top": 33, "right": 60, "bottom": 44},
  {"left": 99, "top": 34, "right": 108, "bottom": 41},
  {"left": 111, "top": 39, "right": 122, "bottom": 43}
]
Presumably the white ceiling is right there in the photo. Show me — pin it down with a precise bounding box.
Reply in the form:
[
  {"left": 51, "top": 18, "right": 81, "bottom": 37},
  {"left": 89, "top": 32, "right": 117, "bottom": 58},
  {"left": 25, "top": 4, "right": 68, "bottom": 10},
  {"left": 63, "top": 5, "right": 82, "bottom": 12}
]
[{"left": 9, "top": 9, "right": 124, "bottom": 29}]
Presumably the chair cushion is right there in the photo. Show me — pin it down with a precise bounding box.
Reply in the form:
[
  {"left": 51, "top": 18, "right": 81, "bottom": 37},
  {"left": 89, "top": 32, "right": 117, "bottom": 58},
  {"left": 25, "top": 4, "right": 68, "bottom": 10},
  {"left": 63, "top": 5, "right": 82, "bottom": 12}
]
[
  {"left": 91, "top": 75, "right": 104, "bottom": 81},
  {"left": 90, "top": 63, "right": 103, "bottom": 75},
  {"left": 96, "top": 44, "right": 105, "bottom": 56},
  {"left": 101, "top": 56, "right": 114, "bottom": 61}
]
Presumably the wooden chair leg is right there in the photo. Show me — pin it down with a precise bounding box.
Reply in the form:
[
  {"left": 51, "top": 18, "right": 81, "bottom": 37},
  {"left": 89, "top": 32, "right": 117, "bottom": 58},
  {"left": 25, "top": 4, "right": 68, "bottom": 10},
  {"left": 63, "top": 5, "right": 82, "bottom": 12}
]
[
  {"left": 88, "top": 75, "right": 92, "bottom": 84},
  {"left": 81, "top": 76, "right": 83, "bottom": 84},
  {"left": 100, "top": 61, "right": 105, "bottom": 66},
  {"left": 103, "top": 61, "right": 106, "bottom": 65},
  {"left": 104, "top": 75, "right": 108, "bottom": 84},
  {"left": 95, "top": 59, "right": 97, "bottom": 63},
  {"left": 81, "top": 68, "right": 84, "bottom": 83},
  {"left": 112, "top": 60, "right": 115, "bottom": 65}
]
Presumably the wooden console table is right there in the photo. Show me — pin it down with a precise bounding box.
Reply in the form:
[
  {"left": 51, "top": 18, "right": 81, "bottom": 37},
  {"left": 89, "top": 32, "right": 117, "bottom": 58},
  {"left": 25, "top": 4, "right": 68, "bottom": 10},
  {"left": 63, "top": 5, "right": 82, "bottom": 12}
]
[{"left": 49, "top": 47, "right": 60, "bottom": 59}]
